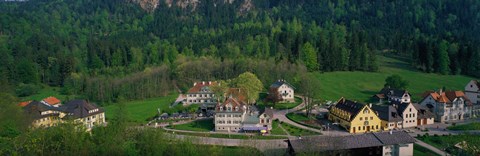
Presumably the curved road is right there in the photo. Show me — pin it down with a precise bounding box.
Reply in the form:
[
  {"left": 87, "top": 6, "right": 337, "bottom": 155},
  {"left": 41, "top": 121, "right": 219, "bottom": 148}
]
[{"left": 153, "top": 95, "right": 465, "bottom": 155}]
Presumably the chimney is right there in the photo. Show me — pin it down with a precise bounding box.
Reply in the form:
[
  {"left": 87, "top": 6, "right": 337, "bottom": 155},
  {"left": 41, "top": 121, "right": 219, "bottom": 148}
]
[
  {"left": 439, "top": 88, "right": 443, "bottom": 95},
  {"left": 389, "top": 130, "right": 393, "bottom": 135},
  {"left": 202, "top": 81, "right": 205, "bottom": 85},
  {"left": 369, "top": 103, "right": 372, "bottom": 108},
  {"left": 193, "top": 82, "right": 197, "bottom": 86},
  {"left": 208, "top": 81, "right": 211, "bottom": 85}
]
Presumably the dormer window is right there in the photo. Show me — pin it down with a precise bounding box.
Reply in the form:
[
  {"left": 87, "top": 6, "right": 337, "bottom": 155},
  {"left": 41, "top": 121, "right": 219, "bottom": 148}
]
[
  {"left": 235, "top": 106, "right": 239, "bottom": 111},
  {"left": 227, "top": 107, "right": 231, "bottom": 111},
  {"left": 363, "top": 109, "right": 369, "bottom": 114},
  {"left": 220, "top": 107, "right": 223, "bottom": 111}
]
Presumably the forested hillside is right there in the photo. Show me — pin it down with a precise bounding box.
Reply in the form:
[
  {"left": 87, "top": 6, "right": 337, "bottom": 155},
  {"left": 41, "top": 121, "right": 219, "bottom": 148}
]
[{"left": 0, "top": 0, "right": 479, "bottom": 103}]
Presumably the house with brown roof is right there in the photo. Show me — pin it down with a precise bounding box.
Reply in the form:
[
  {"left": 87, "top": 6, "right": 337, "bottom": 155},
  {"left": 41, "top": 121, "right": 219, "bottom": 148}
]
[
  {"left": 184, "top": 81, "right": 218, "bottom": 110},
  {"left": 41, "top": 96, "right": 62, "bottom": 107},
  {"left": 464, "top": 80, "right": 480, "bottom": 117},
  {"left": 328, "top": 97, "right": 382, "bottom": 134},
  {"left": 214, "top": 97, "right": 273, "bottom": 133},
  {"left": 419, "top": 89, "right": 472, "bottom": 123}
]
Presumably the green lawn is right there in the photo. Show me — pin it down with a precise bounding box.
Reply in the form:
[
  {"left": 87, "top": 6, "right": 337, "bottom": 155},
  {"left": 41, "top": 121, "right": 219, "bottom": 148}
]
[
  {"left": 257, "top": 93, "right": 303, "bottom": 110},
  {"left": 169, "top": 118, "right": 214, "bottom": 132},
  {"left": 417, "top": 134, "right": 480, "bottom": 155},
  {"left": 315, "top": 55, "right": 473, "bottom": 102},
  {"left": 20, "top": 86, "right": 67, "bottom": 102},
  {"left": 414, "top": 144, "right": 441, "bottom": 156},
  {"left": 279, "top": 121, "right": 321, "bottom": 136},
  {"left": 448, "top": 122, "right": 480, "bottom": 130},
  {"left": 104, "top": 93, "right": 179, "bottom": 123},
  {"left": 270, "top": 120, "right": 287, "bottom": 135},
  {"left": 286, "top": 113, "right": 310, "bottom": 122},
  {"left": 286, "top": 113, "right": 323, "bottom": 130}
]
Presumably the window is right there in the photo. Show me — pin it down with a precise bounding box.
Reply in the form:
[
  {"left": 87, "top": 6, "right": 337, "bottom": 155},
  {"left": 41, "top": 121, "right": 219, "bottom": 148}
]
[
  {"left": 360, "top": 117, "right": 363, "bottom": 120},
  {"left": 410, "top": 108, "right": 412, "bottom": 112},
  {"left": 364, "top": 121, "right": 369, "bottom": 126},
  {"left": 370, "top": 117, "right": 373, "bottom": 120},
  {"left": 365, "top": 117, "right": 368, "bottom": 121},
  {"left": 376, "top": 125, "right": 379, "bottom": 129},
  {"left": 364, "top": 109, "right": 369, "bottom": 114}
]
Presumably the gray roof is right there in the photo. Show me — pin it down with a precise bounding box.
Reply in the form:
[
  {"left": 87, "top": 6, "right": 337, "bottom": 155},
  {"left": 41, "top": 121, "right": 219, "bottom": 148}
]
[
  {"left": 413, "top": 103, "right": 435, "bottom": 119},
  {"left": 371, "top": 105, "right": 402, "bottom": 122},
  {"left": 396, "top": 102, "right": 410, "bottom": 115},
  {"left": 380, "top": 87, "right": 409, "bottom": 98},
  {"left": 62, "top": 100, "right": 104, "bottom": 119},
  {"left": 331, "top": 98, "right": 366, "bottom": 121},
  {"left": 288, "top": 131, "right": 415, "bottom": 153},
  {"left": 269, "top": 79, "right": 296, "bottom": 89},
  {"left": 23, "top": 101, "right": 62, "bottom": 120}
]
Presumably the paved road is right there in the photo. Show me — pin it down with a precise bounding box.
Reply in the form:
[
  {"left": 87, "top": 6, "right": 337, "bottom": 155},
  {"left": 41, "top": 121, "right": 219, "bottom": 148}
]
[{"left": 273, "top": 96, "right": 349, "bottom": 136}]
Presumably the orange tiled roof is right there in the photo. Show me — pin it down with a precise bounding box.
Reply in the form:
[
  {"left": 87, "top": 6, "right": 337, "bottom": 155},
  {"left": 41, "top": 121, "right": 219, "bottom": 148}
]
[
  {"left": 42, "top": 96, "right": 61, "bottom": 105},
  {"left": 18, "top": 101, "right": 32, "bottom": 107},
  {"left": 425, "top": 90, "right": 471, "bottom": 105},
  {"left": 226, "top": 88, "right": 247, "bottom": 103}
]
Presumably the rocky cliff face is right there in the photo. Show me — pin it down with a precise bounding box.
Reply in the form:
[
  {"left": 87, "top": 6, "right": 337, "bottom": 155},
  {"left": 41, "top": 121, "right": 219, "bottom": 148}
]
[{"left": 131, "top": 0, "right": 254, "bottom": 13}]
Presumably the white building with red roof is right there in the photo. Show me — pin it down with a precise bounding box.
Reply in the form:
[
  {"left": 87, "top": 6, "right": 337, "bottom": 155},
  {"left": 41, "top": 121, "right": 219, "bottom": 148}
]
[
  {"left": 184, "top": 81, "right": 218, "bottom": 110},
  {"left": 419, "top": 89, "right": 472, "bottom": 122},
  {"left": 41, "top": 96, "right": 62, "bottom": 107}
]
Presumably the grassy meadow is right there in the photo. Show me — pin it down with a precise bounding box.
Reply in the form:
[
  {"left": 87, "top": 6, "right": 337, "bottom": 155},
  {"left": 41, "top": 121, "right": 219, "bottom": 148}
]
[
  {"left": 103, "top": 93, "right": 179, "bottom": 123},
  {"left": 315, "top": 55, "right": 473, "bottom": 102},
  {"left": 169, "top": 118, "right": 214, "bottom": 132}
]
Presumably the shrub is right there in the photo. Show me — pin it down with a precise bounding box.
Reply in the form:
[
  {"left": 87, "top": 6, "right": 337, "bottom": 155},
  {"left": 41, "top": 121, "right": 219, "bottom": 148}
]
[{"left": 15, "top": 83, "right": 41, "bottom": 97}]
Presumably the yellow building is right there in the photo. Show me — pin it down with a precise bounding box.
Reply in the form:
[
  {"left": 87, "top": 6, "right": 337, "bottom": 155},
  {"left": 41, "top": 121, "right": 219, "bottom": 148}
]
[
  {"left": 23, "top": 101, "right": 64, "bottom": 128},
  {"left": 23, "top": 100, "right": 105, "bottom": 131},
  {"left": 328, "top": 98, "right": 382, "bottom": 134}
]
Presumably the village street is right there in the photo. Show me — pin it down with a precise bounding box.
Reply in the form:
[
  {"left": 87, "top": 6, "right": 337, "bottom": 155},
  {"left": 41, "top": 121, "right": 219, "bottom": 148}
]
[{"left": 150, "top": 95, "right": 480, "bottom": 155}]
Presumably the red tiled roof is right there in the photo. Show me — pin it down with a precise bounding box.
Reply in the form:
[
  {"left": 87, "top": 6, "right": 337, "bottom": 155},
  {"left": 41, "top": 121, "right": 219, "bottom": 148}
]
[
  {"left": 226, "top": 88, "right": 247, "bottom": 103},
  {"left": 215, "top": 97, "right": 245, "bottom": 112},
  {"left": 18, "top": 101, "right": 32, "bottom": 107},
  {"left": 187, "top": 81, "right": 218, "bottom": 93},
  {"left": 424, "top": 90, "right": 472, "bottom": 106},
  {"left": 42, "top": 96, "right": 61, "bottom": 105}
]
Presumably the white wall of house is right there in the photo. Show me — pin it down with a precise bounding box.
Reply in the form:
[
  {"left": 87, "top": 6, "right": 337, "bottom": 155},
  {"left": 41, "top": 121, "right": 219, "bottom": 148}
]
[
  {"left": 465, "top": 80, "right": 479, "bottom": 104},
  {"left": 214, "top": 112, "right": 244, "bottom": 132},
  {"left": 396, "top": 143, "right": 414, "bottom": 156},
  {"left": 277, "top": 84, "right": 295, "bottom": 102},
  {"left": 388, "top": 94, "right": 411, "bottom": 103},
  {"left": 382, "top": 143, "right": 413, "bottom": 156},
  {"left": 420, "top": 95, "right": 466, "bottom": 123},
  {"left": 401, "top": 104, "right": 417, "bottom": 128},
  {"left": 184, "top": 93, "right": 216, "bottom": 105},
  {"left": 259, "top": 113, "right": 272, "bottom": 130}
]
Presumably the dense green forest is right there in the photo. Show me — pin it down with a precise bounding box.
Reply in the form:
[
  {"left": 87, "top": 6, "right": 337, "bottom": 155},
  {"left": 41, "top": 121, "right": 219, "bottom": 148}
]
[{"left": 0, "top": 0, "right": 479, "bottom": 103}]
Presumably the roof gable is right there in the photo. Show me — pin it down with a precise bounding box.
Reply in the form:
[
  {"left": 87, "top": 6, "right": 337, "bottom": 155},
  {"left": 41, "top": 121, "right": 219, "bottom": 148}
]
[
  {"left": 270, "top": 79, "right": 295, "bottom": 89},
  {"left": 42, "top": 96, "right": 61, "bottom": 105},
  {"left": 187, "top": 81, "right": 218, "bottom": 93}
]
